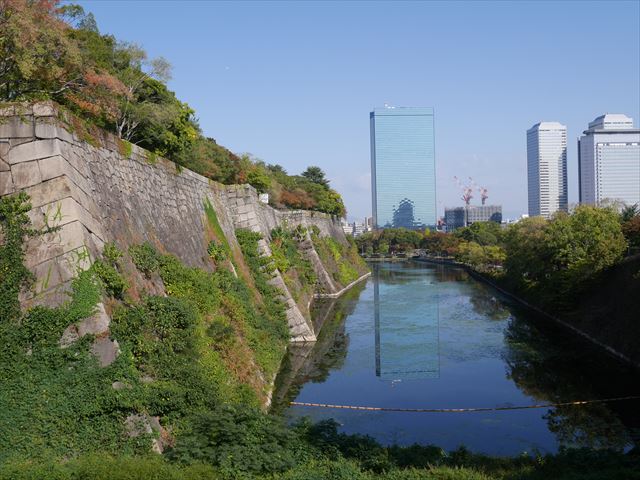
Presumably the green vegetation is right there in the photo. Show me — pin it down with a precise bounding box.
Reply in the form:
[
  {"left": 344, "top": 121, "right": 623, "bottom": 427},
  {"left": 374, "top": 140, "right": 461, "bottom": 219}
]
[
  {"left": 1, "top": 193, "right": 639, "bottom": 480},
  {"left": 356, "top": 228, "right": 431, "bottom": 257},
  {"left": 126, "top": 241, "right": 289, "bottom": 395},
  {"left": 0, "top": 192, "right": 40, "bottom": 321},
  {"left": 93, "top": 242, "right": 128, "bottom": 298},
  {"left": 234, "top": 229, "right": 290, "bottom": 343},
  {"left": 501, "top": 206, "right": 627, "bottom": 308},
  {"left": 0, "top": 193, "right": 287, "bottom": 461},
  {"left": 0, "top": 1, "right": 345, "bottom": 216},
  {"left": 312, "top": 227, "right": 367, "bottom": 287},
  {"left": 359, "top": 206, "right": 633, "bottom": 311},
  {"left": 2, "top": 422, "right": 639, "bottom": 479},
  {"left": 621, "top": 204, "right": 640, "bottom": 253},
  {"left": 270, "top": 225, "right": 316, "bottom": 302}
]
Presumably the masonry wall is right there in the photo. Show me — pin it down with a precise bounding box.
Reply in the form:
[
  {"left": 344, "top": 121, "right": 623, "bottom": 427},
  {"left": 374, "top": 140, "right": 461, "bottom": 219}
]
[{"left": 0, "top": 103, "right": 353, "bottom": 343}]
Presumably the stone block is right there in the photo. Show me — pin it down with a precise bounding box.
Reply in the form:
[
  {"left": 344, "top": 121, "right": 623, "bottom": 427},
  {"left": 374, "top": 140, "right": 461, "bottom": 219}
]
[
  {"left": 34, "top": 117, "right": 59, "bottom": 139},
  {"left": 91, "top": 337, "right": 120, "bottom": 367},
  {"left": 0, "top": 116, "right": 34, "bottom": 138},
  {"left": 25, "top": 221, "right": 91, "bottom": 269},
  {"left": 0, "top": 143, "right": 9, "bottom": 160},
  {"left": 32, "top": 102, "right": 57, "bottom": 117},
  {"left": 21, "top": 283, "right": 71, "bottom": 310},
  {"left": 38, "top": 155, "right": 65, "bottom": 181},
  {"left": 32, "top": 258, "right": 63, "bottom": 294},
  {"left": 62, "top": 144, "right": 89, "bottom": 178},
  {"left": 12, "top": 160, "right": 41, "bottom": 189},
  {"left": 0, "top": 171, "right": 14, "bottom": 196},
  {"left": 7, "top": 139, "right": 61, "bottom": 165},
  {"left": 77, "top": 303, "right": 110, "bottom": 337},
  {"left": 10, "top": 138, "right": 32, "bottom": 148},
  {"left": 45, "top": 252, "right": 90, "bottom": 294},
  {"left": 0, "top": 105, "right": 15, "bottom": 116},
  {"left": 23, "top": 176, "right": 71, "bottom": 208}
]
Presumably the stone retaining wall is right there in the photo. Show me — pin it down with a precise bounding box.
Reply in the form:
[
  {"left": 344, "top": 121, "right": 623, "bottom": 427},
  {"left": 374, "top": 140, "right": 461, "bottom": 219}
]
[{"left": 0, "top": 102, "right": 353, "bottom": 343}]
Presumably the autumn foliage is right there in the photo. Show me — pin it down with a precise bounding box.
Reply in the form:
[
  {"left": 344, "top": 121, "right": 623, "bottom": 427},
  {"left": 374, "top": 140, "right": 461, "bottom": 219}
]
[{"left": 0, "top": 0, "right": 347, "bottom": 217}]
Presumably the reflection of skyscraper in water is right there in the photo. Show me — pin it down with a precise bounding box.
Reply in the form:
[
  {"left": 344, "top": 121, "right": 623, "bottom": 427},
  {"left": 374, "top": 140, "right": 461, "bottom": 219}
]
[{"left": 374, "top": 264, "right": 440, "bottom": 379}]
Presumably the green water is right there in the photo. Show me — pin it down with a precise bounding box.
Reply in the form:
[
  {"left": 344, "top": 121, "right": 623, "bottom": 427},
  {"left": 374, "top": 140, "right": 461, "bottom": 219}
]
[{"left": 274, "top": 261, "right": 640, "bottom": 455}]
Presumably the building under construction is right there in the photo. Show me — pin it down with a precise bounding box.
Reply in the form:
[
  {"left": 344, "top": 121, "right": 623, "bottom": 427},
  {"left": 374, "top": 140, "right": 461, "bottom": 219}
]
[
  {"left": 444, "top": 205, "right": 502, "bottom": 232},
  {"left": 445, "top": 176, "right": 501, "bottom": 232}
]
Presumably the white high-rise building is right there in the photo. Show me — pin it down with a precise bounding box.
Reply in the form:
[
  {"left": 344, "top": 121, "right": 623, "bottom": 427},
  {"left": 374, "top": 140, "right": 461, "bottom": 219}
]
[
  {"left": 578, "top": 114, "right": 640, "bottom": 207},
  {"left": 526, "top": 122, "right": 568, "bottom": 218}
]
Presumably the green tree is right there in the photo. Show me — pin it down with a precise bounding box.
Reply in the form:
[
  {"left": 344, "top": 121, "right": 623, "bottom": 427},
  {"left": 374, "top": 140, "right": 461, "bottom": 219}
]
[
  {"left": 301, "top": 166, "right": 329, "bottom": 187},
  {"left": 504, "top": 207, "right": 626, "bottom": 306},
  {"left": 454, "top": 221, "right": 502, "bottom": 246}
]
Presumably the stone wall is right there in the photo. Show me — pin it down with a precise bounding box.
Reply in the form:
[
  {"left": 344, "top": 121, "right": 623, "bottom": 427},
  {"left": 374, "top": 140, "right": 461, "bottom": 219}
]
[{"left": 0, "top": 103, "right": 354, "bottom": 343}]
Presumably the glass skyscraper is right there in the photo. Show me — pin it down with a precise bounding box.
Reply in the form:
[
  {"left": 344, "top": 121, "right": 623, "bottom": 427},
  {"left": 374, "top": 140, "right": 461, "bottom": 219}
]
[{"left": 370, "top": 107, "right": 436, "bottom": 229}]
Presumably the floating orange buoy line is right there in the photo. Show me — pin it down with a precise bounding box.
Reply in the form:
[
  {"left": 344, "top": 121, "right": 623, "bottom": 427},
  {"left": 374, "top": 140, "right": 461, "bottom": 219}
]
[{"left": 290, "top": 395, "right": 640, "bottom": 413}]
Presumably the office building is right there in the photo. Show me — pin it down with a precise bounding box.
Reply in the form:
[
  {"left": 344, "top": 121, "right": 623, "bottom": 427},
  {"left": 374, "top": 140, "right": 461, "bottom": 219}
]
[
  {"left": 578, "top": 114, "right": 640, "bottom": 207},
  {"left": 370, "top": 107, "right": 436, "bottom": 229},
  {"left": 526, "top": 122, "right": 568, "bottom": 218}
]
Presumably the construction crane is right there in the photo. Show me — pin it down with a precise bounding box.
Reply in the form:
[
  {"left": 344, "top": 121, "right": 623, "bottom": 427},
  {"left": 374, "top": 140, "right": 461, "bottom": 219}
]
[
  {"left": 477, "top": 185, "right": 488, "bottom": 205},
  {"left": 453, "top": 176, "right": 474, "bottom": 206}
]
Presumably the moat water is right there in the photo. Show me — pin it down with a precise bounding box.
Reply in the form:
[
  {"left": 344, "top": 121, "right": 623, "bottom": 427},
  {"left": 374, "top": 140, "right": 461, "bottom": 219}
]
[{"left": 273, "top": 261, "right": 640, "bottom": 455}]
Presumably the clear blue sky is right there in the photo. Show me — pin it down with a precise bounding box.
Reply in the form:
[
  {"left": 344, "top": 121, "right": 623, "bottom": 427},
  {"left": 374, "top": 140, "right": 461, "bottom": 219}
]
[{"left": 77, "top": 0, "right": 639, "bottom": 220}]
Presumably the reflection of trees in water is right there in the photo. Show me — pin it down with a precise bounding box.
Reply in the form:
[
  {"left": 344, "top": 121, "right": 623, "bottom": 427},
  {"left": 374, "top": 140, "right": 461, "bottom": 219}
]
[
  {"left": 467, "top": 283, "right": 510, "bottom": 321},
  {"left": 503, "top": 315, "right": 640, "bottom": 451},
  {"left": 270, "top": 282, "right": 365, "bottom": 413},
  {"left": 431, "top": 264, "right": 468, "bottom": 283},
  {"left": 371, "top": 262, "right": 468, "bottom": 285}
]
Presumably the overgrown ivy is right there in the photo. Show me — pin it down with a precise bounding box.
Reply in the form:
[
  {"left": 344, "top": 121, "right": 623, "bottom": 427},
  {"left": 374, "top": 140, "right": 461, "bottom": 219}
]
[
  {"left": 311, "top": 230, "right": 365, "bottom": 287},
  {"left": 0, "top": 193, "right": 51, "bottom": 321},
  {"left": 270, "top": 225, "right": 317, "bottom": 303}
]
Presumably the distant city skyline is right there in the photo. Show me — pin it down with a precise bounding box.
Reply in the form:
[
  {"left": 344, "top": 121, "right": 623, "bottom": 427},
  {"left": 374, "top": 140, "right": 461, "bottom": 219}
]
[{"left": 76, "top": 1, "right": 640, "bottom": 220}]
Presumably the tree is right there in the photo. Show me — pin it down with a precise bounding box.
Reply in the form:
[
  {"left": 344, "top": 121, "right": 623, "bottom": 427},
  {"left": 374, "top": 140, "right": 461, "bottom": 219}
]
[
  {"left": 112, "top": 42, "right": 172, "bottom": 141},
  {"left": 504, "top": 207, "right": 626, "bottom": 306},
  {"left": 301, "top": 166, "right": 329, "bottom": 187},
  {"left": 0, "top": 0, "right": 83, "bottom": 101},
  {"left": 503, "top": 216, "right": 549, "bottom": 290},
  {"left": 454, "top": 221, "right": 502, "bottom": 246},
  {"left": 622, "top": 216, "right": 640, "bottom": 251},
  {"left": 620, "top": 203, "right": 639, "bottom": 223}
]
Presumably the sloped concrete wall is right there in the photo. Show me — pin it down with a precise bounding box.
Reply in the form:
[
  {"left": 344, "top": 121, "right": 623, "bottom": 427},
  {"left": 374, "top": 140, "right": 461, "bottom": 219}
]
[{"left": 0, "top": 103, "right": 352, "bottom": 342}]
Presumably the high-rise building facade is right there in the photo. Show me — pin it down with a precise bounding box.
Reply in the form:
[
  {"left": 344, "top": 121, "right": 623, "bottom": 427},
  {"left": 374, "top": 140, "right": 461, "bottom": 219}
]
[
  {"left": 526, "top": 122, "right": 568, "bottom": 218},
  {"left": 370, "top": 107, "right": 436, "bottom": 229},
  {"left": 578, "top": 114, "right": 640, "bottom": 207}
]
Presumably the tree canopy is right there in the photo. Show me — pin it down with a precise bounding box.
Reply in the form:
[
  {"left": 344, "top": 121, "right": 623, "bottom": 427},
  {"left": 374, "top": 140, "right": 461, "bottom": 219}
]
[{"left": 0, "top": 0, "right": 346, "bottom": 217}]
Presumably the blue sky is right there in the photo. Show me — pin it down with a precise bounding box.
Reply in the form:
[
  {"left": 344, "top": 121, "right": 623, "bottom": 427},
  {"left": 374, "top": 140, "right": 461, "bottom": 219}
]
[{"left": 77, "top": 1, "right": 639, "bottom": 220}]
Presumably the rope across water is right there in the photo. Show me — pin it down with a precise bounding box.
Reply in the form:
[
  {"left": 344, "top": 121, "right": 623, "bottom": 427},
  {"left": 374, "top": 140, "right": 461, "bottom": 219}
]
[{"left": 290, "top": 395, "right": 640, "bottom": 413}]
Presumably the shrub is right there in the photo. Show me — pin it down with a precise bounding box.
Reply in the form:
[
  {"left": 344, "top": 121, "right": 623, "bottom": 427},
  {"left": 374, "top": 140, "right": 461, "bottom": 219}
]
[
  {"left": 129, "top": 243, "right": 161, "bottom": 277},
  {"left": 207, "top": 240, "right": 227, "bottom": 264},
  {"left": 167, "top": 405, "right": 299, "bottom": 476}
]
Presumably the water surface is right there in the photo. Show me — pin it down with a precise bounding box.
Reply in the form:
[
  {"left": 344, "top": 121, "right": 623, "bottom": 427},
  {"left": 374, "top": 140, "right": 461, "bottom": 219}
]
[{"left": 274, "top": 261, "right": 640, "bottom": 455}]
